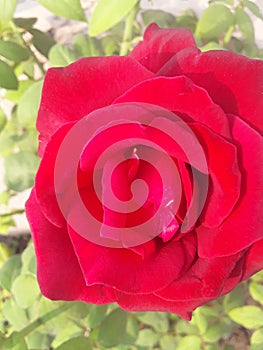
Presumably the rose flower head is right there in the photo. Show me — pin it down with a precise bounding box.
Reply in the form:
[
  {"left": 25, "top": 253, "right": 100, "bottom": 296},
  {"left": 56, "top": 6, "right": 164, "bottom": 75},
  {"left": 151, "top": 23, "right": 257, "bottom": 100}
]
[{"left": 26, "top": 23, "right": 263, "bottom": 320}]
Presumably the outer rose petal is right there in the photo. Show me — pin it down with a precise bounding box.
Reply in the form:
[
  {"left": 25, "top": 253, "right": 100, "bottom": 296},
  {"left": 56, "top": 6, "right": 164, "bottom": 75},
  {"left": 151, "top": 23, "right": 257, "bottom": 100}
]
[
  {"left": 68, "top": 225, "right": 196, "bottom": 294},
  {"left": 242, "top": 239, "right": 263, "bottom": 280},
  {"left": 155, "top": 251, "right": 243, "bottom": 301},
  {"left": 197, "top": 116, "right": 263, "bottom": 258},
  {"left": 25, "top": 189, "right": 117, "bottom": 304},
  {"left": 37, "top": 56, "right": 154, "bottom": 156},
  {"left": 130, "top": 23, "right": 197, "bottom": 73},
  {"left": 114, "top": 76, "right": 231, "bottom": 138},
  {"left": 159, "top": 48, "right": 263, "bottom": 134},
  {"left": 117, "top": 293, "right": 193, "bottom": 320}
]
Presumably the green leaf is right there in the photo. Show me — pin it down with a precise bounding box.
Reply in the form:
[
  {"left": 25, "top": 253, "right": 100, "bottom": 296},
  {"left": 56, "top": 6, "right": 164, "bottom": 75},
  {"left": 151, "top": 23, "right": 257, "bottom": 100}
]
[
  {"left": 223, "top": 284, "right": 245, "bottom": 313},
  {"left": 37, "top": 0, "right": 86, "bottom": 22},
  {"left": 251, "top": 270, "right": 263, "bottom": 283},
  {"left": 3, "top": 332, "right": 28, "bottom": 350},
  {"left": 5, "top": 80, "right": 33, "bottom": 104},
  {"left": 100, "top": 35, "right": 119, "bottom": 56},
  {"left": 195, "top": 4, "right": 234, "bottom": 41},
  {"left": 200, "top": 42, "right": 223, "bottom": 51},
  {"left": 2, "top": 299, "right": 28, "bottom": 330},
  {"left": 229, "top": 306, "right": 263, "bottom": 329},
  {"left": 29, "top": 29, "right": 55, "bottom": 57},
  {"left": 136, "top": 312, "right": 169, "bottom": 333},
  {"left": 0, "top": 243, "right": 10, "bottom": 266},
  {"left": 90, "top": 0, "right": 138, "bottom": 36},
  {"left": 244, "top": 0, "right": 263, "bottom": 20},
  {"left": 56, "top": 336, "right": 92, "bottom": 350},
  {"left": 4, "top": 151, "right": 40, "bottom": 192},
  {"left": 0, "top": 41, "right": 29, "bottom": 63},
  {"left": 175, "top": 319, "right": 199, "bottom": 335},
  {"left": 16, "top": 79, "right": 43, "bottom": 127},
  {"left": 73, "top": 34, "right": 103, "bottom": 57},
  {"left": 0, "top": 254, "right": 22, "bottom": 291},
  {"left": 175, "top": 9, "right": 198, "bottom": 32},
  {"left": 0, "top": 60, "right": 18, "bottom": 90},
  {"left": 51, "top": 323, "right": 83, "bottom": 348},
  {"left": 0, "top": 191, "right": 11, "bottom": 205},
  {"left": 141, "top": 9, "right": 176, "bottom": 28},
  {"left": 14, "top": 17, "right": 37, "bottom": 29},
  {"left": 176, "top": 335, "right": 202, "bottom": 350},
  {"left": 160, "top": 334, "right": 179, "bottom": 350},
  {"left": 192, "top": 308, "right": 208, "bottom": 335},
  {"left": 0, "top": 0, "right": 17, "bottom": 23},
  {"left": 0, "top": 107, "right": 6, "bottom": 133},
  {"left": 251, "top": 329, "right": 263, "bottom": 350},
  {"left": 0, "top": 215, "right": 15, "bottom": 234},
  {"left": 27, "top": 331, "right": 52, "bottom": 350},
  {"left": 136, "top": 329, "right": 158, "bottom": 347},
  {"left": 87, "top": 304, "right": 108, "bottom": 328},
  {"left": 122, "top": 316, "right": 138, "bottom": 344},
  {"left": 203, "top": 317, "right": 232, "bottom": 343},
  {"left": 235, "top": 7, "right": 255, "bottom": 45},
  {"left": 12, "top": 273, "right": 40, "bottom": 308},
  {"left": 49, "top": 44, "right": 78, "bottom": 67},
  {"left": 249, "top": 282, "right": 263, "bottom": 305},
  {"left": 21, "top": 242, "right": 36, "bottom": 275},
  {"left": 98, "top": 309, "right": 128, "bottom": 347}
]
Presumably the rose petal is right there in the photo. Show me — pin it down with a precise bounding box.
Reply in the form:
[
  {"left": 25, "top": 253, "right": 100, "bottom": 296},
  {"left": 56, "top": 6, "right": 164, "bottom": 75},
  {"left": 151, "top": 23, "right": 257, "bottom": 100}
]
[
  {"left": 25, "top": 189, "right": 117, "bottom": 304},
  {"left": 155, "top": 250, "right": 243, "bottom": 301},
  {"left": 114, "top": 76, "right": 231, "bottom": 138},
  {"left": 130, "top": 23, "right": 197, "bottom": 73},
  {"left": 190, "top": 122, "right": 241, "bottom": 228},
  {"left": 197, "top": 115, "right": 263, "bottom": 257},
  {"left": 68, "top": 225, "right": 190, "bottom": 294},
  {"left": 37, "top": 56, "right": 154, "bottom": 156},
  {"left": 159, "top": 48, "right": 263, "bottom": 134}
]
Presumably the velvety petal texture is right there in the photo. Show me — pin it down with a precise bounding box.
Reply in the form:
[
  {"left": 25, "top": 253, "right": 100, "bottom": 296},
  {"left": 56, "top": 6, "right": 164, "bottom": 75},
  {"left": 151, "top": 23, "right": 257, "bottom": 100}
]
[{"left": 26, "top": 23, "right": 263, "bottom": 320}]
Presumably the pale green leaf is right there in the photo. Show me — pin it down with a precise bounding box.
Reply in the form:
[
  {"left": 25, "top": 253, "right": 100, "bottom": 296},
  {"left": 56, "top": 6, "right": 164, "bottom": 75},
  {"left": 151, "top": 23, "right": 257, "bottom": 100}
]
[
  {"left": 195, "top": 4, "right": 234, "bottom": 40},
  {"left": 0, "top": 41, "right": 29, "bottom": 63},
  {"left": 37, "top": 0, "right": 86, "bottom": 22},
  {"left": 176, "top": 335, "right": 202, "bottom": 350},
  {"left": 249, "top": 282, "right": 263, "bottom": 305},
  {"left": 4, "top": 332, "right": 28, "bottom": 350},
  {"left": 0, "top": 107, "right": 6, "bottom": 133},
  {"left": 160, "top": 334, "right": 179, "bottom": 350},
  {"left": 2, "top": 299, "right": 28, "bottom": 330},
  {"left": 56, "top": 336, "right": 92, "bottom": 350},
  {"left": 4, "top": 151, "right": 40, "bottom": 191},
  {"left": 0, "top": 254, "right": 22, "bottom": 291},
  {"left": 49, "top": 44, "right": 78, "bottom": 67},
  {"left": 235, "top": 7, "right": 255, "bottom": 45},
  {"left": 229, "top": 306, "right": 263, "bottom": 329},
  {"left": 17, "top": 80, "right": 43, "bottom": 127},
  {"left": 98, "top": 309, "right": 127, "bottom": 347},
  {"left": 251, "top": 329, "right": 263, "bottom": 350},
  {"left": 136, "top": 329, "right": 158, "bottom": 347},
  {"left": 12, "top": 273, "right": 40, "bottom": 308},
  {"left": 0, "top": 60, "right": 18, "bottom": 90},
  {"left": 244, "top": 0, "right": 263, "bottom": 20},
  {"left": 90, "top": 0, "right": 138, "bottom": 36},
  {"left": 0, "top": 0, "right": 17, "bottom": 23}
]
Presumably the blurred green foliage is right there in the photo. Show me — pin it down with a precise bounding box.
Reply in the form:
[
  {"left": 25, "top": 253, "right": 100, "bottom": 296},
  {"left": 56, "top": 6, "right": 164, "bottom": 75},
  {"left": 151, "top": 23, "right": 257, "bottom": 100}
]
[{"left": 0, "top": 0, "right": 262, "bottom": 348}]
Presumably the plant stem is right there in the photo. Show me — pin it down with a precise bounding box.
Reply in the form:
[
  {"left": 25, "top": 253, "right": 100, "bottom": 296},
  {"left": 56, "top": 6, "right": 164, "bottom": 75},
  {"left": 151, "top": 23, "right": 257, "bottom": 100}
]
[
  {"left": 19, "top": 303, "right": 73, "bottom": 338},
  {"left": 0, "top": 209, "right": 25, "bottom": 217},
  {"left": 119, "top": 2, "right": 139, "bottom": 56}
]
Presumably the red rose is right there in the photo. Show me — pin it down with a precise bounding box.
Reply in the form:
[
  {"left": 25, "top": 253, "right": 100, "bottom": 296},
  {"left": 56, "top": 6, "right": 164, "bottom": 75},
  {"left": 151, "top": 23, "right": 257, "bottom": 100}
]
[{"left": 26, "top": 24, "right": 263, "bottom": 320}]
